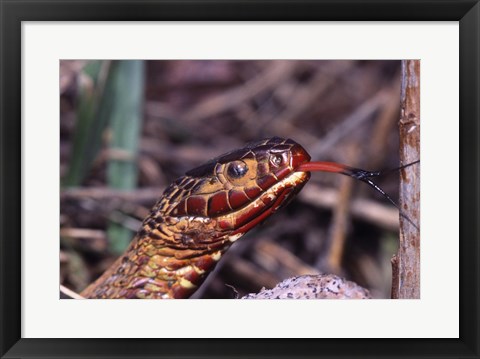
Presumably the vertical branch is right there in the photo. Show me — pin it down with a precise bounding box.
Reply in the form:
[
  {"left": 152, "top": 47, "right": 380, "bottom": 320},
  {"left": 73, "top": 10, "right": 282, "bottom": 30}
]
[{"left": 392, "top": 60, "right": 421, "bottom": 299}]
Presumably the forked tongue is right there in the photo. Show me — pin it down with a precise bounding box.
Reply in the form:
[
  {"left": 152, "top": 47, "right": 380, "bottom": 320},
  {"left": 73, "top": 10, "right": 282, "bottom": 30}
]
[{"left": 295, "top": 160, "right": 420, "bottom": 230}]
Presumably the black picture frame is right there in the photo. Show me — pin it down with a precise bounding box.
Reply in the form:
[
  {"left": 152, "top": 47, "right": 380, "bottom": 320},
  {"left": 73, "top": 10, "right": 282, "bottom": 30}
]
[{"left": 1, "top": 1, "right": 479, "bottom": 358}]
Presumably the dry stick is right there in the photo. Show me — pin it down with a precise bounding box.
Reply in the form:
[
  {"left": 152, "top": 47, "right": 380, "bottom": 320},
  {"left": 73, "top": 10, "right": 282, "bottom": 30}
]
[
  {"left": 141, "top": 139, "right": 234, "bottom": 167},
  {"left": 270, "top": 62, "right": 354, "bottom": 145},
  {"left": 225, "top": 258, "right": 280, "bottom": 291},
  {"left": 182, "top": 61, "right": 298, "bottom": 123},
  {"left": 366, "top": 80, "right": 401, "bottom": 170},
  {"left": 60, "top": 228, "right": 106, "bottom": 241},
  {"left": 253, "top": 240, "right": 320, "bottom": 278},
  {"left": 298, "top": 185, "right": 399, "bottom": 231},
  {"left": 391, "top": 60, "right": 421, "bottom": 299},
  {"left": 308, "top": 89, "right": 390, "bottom": 159},
  {"left": 61, "top": 187, "right": 165, "bottom": 202},
  {"left": 325, "top": 143, "right": 360, "bottom": 273},
  {"left": 60, "top": 285, "right": 85, "bottom": 299}
]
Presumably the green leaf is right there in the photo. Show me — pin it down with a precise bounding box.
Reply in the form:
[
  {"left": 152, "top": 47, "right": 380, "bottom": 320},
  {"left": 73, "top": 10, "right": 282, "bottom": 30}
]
[{"left": 106, "top": 60, "right": 145, "bottom": 254}]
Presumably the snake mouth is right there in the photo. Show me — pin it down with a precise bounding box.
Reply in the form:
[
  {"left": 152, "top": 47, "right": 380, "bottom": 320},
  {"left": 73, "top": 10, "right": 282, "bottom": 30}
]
[{"left": 215, "top": 170, "right": 310, "bottom": 237}]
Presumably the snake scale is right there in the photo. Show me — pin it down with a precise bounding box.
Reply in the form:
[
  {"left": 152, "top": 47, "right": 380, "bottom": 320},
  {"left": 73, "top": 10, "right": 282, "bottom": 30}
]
[{"left": 80, "top": 137, "right": 411, "bottom": 299}]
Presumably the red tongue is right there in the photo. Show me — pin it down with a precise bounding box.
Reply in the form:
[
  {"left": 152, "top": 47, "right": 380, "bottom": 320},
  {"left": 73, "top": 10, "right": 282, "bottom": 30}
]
[
  {"left": 297, "top": 160, "right": 419, "bottom": 231},
  {"left": 295, "top": 161, "right": 349, "bottom": 174}
]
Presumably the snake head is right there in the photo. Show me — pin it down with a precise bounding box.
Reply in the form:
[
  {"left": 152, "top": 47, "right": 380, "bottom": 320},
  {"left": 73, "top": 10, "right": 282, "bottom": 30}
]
[{"left": 163, "top": 137, "right": 311, "bottom": 241}]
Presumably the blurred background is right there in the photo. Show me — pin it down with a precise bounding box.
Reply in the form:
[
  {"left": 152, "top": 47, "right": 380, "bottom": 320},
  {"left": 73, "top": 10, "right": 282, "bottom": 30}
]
[{"left": 60, "top": 60, "right": 403, "bottom": 299}]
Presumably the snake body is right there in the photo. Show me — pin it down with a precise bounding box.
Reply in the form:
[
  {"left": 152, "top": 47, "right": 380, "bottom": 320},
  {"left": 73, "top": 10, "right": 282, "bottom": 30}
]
[{"left": 81, "top": 137, "right": 311, "bottom": 299}]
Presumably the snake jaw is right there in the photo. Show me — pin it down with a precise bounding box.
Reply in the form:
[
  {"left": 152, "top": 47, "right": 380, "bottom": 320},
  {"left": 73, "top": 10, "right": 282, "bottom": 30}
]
[{"left": 225, "top": 170, "right": 310, "bottom": 236}]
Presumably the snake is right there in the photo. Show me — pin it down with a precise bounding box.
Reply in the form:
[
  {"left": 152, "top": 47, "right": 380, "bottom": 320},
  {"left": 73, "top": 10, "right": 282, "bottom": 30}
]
[{"left": 80, "top": 137, "right": 413, "bottom": 299}]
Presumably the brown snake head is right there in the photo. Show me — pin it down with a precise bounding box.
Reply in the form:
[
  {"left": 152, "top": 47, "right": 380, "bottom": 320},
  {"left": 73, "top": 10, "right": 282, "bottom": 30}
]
[
  {"left": 164, "top": 136, "right": 311, "bottom": 241},
  {"left": 81, "top": 137, "right": 311, "bottom": 299}
]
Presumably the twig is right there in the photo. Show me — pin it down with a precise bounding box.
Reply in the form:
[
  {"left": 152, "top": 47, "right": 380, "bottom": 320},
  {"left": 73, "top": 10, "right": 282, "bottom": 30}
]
[
  {"left": 60, "top": 228, "right": 106, "bottom": 241},
  {"left": 60, "top": 285, "right": 85, "bottom": 299},
  {"left": 269, "top": 62, "right": 354, "bottom": 146},
  {"left": 298, "top": 185, "right": 399, "bottom": 231},
  {"left": 140, "top": 139, "right": 230, "bottom": 167},
  {"left": 391, "top": 255, "right": 399, "bottom": 298},
  {"left": 391, "top": 60, "right": 421, "bottom": 299},
  {"left": 324, "top": 143, "right": 359, "bottom": 273},
  {"left": 366, "top": 78, "right": 401, "bottom": 169},
  {"left": 183, "top": 61, "right": 297, "bottom": 122},
  {"left": 61, "top": 187, "right": 165, "bottom": 202},
  {"left": 308, "top": 89, "right": 389, "bottom": 158},
  {"left": 252, "top": 240, "right": 320, "bottom": 278},
  {"left": 224, "top": 258, "right": 280, "bottom": 291}
]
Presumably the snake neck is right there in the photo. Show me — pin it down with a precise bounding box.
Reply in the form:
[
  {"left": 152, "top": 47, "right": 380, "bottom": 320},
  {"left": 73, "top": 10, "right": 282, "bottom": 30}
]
[{"left": 81, "top": 197, "right": 234, "bottom": 299}]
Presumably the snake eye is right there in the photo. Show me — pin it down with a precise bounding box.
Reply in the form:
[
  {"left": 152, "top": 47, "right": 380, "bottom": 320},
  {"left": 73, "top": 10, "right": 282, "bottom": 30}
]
[
  {"left": 270, "top": 153, "right": 285, "bottom": 167},
  {"left": 227, "top": 160, "right": 248, "bottom": 179}
]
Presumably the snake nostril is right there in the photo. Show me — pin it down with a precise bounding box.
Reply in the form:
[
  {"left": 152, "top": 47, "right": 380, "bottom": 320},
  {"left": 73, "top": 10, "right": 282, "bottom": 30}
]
[
  {"left": 290, "top": 144, "right": 312, "bottom": 168},
  {"left": 270, "top": 154, "right": 284, "bottom": 167}
]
